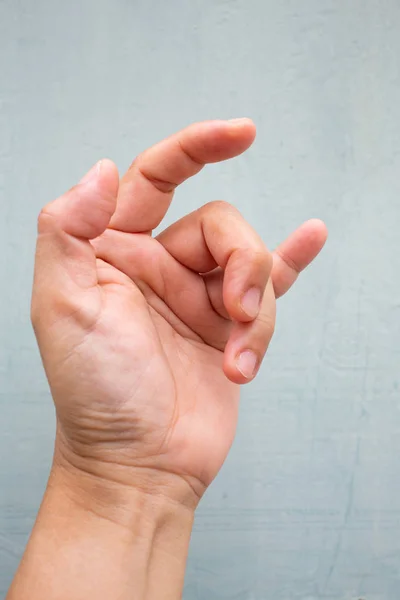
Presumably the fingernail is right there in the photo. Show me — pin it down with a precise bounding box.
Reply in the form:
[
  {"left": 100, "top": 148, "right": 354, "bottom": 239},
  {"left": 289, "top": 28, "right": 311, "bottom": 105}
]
[
  {"left": 236, "top": 350, "right": 258, "bottom": 379},
  {"left": 80, "top": 160, "right": 102, "bottom": 184},
  {"left": 241, "top": 287, "right": 261, "bottom": 318}
]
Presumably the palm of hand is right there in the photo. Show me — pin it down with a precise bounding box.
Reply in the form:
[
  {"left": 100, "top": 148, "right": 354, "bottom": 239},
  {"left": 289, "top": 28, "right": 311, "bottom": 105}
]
[
  {"left": 95, "top": 249, "right": 243, "bottom": 492},
  {"left": 50, "top": 228, "right": 276, "bottom": 493}
]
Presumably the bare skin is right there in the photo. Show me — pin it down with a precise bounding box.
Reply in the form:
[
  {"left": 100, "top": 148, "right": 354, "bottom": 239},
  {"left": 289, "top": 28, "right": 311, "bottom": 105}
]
[{"left": 7, "top": 119, "right": 327, "bottom": 600}]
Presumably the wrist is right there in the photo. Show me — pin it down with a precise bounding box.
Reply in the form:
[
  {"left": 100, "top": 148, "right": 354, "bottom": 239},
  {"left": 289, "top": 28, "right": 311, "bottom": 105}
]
[
  {"left": 51, "top": 448, "right": 196, "bottom": 536},
  {"left": 53, "top": 423, "right": 204, "bottom": 514},
  {"left": 8, "top": 457, "right": 195, "bottom": 600}
]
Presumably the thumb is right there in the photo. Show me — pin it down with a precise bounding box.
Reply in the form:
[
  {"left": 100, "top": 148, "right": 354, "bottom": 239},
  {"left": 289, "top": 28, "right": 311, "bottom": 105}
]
[
  {"left": 38, "top": 159, "right": 119, "bottom": 239},
  {"left": 32, "top": 159, "right": 119, "bottom": 328}
]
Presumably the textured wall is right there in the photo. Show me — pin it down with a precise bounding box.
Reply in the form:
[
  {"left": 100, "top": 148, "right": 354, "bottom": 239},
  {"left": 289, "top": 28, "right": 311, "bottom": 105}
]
[{"left": 1, "top": 1, "right": 400, "bottom": 598}]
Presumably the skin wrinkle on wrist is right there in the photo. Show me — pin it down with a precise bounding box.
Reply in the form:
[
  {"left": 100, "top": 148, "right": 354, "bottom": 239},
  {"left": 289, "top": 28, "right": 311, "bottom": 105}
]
[
  {"left": 54, "top": 427, "right": 204, "bottom": 511},
  {"left": 51, "top": 448, "right": 197, "bottom": 533}
]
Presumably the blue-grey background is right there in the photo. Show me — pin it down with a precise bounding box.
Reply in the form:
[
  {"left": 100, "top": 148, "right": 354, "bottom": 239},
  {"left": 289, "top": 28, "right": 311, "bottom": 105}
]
[{"left": 1, "top": 1, "right": 400, "bottom": 598}]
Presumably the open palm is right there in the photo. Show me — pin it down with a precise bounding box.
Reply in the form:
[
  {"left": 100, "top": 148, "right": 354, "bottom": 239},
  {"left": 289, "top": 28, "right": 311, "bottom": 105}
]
[{"left": 32, "top": 120, "right": 327, "bottom": 502}]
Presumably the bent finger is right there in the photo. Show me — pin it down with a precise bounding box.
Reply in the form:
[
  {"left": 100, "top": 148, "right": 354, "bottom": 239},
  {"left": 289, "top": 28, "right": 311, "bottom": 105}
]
[
  {"left": 110, "top": 119, "right": 256, "bottom": 233},
  {"left": 157, "top": 200, "right": 273, "bottom": 323},
  {"left": 223, "top": 280, "right": 276, "bottom": 384}
]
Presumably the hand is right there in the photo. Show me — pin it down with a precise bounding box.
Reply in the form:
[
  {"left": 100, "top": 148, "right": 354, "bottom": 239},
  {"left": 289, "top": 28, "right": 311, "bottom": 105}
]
[{"left": 32, "top": 119, "right": 327, "bottom": 505}]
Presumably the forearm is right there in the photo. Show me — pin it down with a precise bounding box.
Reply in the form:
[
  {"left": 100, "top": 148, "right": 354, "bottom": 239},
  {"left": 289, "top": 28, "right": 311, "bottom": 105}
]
[{"left": 7, "top": 461, "right": 194, "bottom": 600}]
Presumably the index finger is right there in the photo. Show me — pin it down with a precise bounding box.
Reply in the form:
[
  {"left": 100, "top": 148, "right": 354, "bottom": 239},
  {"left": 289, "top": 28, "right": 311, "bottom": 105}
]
[{"left": 109, "top": 118, "right": 256, "bottom": 233}]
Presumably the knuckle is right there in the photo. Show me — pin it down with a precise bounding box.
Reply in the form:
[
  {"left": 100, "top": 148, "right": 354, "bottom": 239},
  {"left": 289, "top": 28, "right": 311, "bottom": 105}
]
[
  {"left": 201, "top": 200, "right": 238, "bottom": 215},
  {"left": 251, "top": 246, "right": 273, "bottom": 274},
  {"left": 232, "top": 246, "right": 272, "bottom": 278},
  {"left": 37, "top": 204, "right": 57, "bottom": 234}
]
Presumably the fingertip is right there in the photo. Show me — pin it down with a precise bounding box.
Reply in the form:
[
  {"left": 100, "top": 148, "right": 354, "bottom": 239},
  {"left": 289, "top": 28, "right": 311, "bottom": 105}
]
[
  {"left": 228, "top": 117, "right": 256, "bottom": 136},
  {"left": 272, "top": 219, "right": 328, "bottom": 298},
  {"left": 280, "top": 218, "right": 328, "bottom": 267},
  {"left": 187, "top": 119, "right": 256, "bottom": 162},
  {"left": 223, "top": 330, "right": 264, "bottom": 385},
  {"left": 223, "top": 245, "right": 271, "bottom": 324},
  {"left": 236, "top": 287, "right": 262, "bottom": 322},
  {"left": 69, "top": 158, "right": 120, "bottom": 238},
  {"left": 223, "top": 353, "right": 258, "bottom": 385},
  {"left": 95, "top": 158, "right": 120, "bottom": 199},
  {"left": 302, "top": 218, "right": 329, "bottom": 248},
  {"left": 40, "top": 159, "right": 120, "bottom": 240},
  {"left": 225, "top": 117, "right": 257, "bottom": 150},
  {"left": 222, "top": 291, "right": 260, "bottom": 325},
  {"left": 78, "top": 158, "right": 119, "bottom": 201}
]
